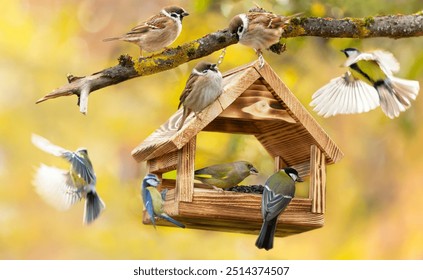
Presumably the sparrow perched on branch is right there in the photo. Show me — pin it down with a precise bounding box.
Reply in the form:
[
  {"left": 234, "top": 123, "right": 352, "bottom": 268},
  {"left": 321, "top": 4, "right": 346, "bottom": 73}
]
[
  {"left": 141, "top": 173, "right": 185, "bottom": 228},
  {"left": 228, "top": 10, "right": 299, "bottom": 66},
  {"left": 256, "top": 168, "right": 303, "bottom": 251},
  {"left": 103, "top": 6, "right": 189, "bottom": 57},
  {"left": 177, "top": 61, "right": 223, "bottom": 130},
  {"left": 310, "top": 48, "right": 420, "bottom": 118},
  {"left": 194, "top": 161, "right": 259, "bottom": 191},
  {"left": 31, "top": 134, "right": 105, "bottom": 225}
]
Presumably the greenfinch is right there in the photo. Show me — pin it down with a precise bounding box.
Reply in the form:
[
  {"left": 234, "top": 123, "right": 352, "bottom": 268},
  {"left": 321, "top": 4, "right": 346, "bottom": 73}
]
[{"left": 194, "top": 161, "right": 258, "bottom": 190}]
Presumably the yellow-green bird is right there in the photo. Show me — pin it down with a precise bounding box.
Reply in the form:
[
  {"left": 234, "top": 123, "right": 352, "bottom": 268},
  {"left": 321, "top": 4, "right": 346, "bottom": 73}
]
[
  {"left": 141, "top": 173, "right": 185, "bottom": 228},
  {"left": 256, "top": 167, "right": 303, "bottom": 250},
  {"left": 194, "top": 161, "right": 259, "bottom": 191},
  {"left": 310, "top": 48, "right": 419, "bottom": 118},
  {"left": 31, "top": 134, "right": 105, "bottom": 225}
]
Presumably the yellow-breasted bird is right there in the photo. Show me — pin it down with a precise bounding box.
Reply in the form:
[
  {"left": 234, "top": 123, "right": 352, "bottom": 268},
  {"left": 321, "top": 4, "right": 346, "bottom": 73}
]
[
  {"left": 141, "top": 173, "right": 185, "bottom": 228},
  {"left": 31, "top": 134, "right": 105, "bottom": 224},
  {"left": 310, "top": 48, "right": 419, "bottom": 118},
  {"left": 194, "top": 161, "right": 258, "bottom": 191},
  {"left": 256, "top": 167, "right": 303, "bottom": 250}
]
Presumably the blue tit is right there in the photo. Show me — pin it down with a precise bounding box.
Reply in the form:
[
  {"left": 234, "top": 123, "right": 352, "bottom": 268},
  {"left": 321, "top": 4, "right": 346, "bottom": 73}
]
[
  {"left": 194, "top": 161, "right": 259, "bottom": 191},
  {"left": 256, "top": 167, "right": 303, "bottom": 250},
  {"left": 141, "top": 173, "right": 185, "bottom": 228},
  {"left": 177, "top": 61, "right": 223, "bottom": 130},
  {"left": 31, "top": 134, "right": 105, "bottom": 225},
  {"left": 310, "top": 48, "right": 419, "bottom": 118}
]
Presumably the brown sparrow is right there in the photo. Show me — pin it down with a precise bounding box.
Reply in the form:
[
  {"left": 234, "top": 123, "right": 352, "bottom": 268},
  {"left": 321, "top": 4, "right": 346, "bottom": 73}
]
[
  {"left": 103, "top": 6, "right": 189, "bottom": 57},
  {"left": 177, "top": 62, "right": 223, "bottom": 130},
  {"left": 228, "top": 11, "right": 297, "bottom": 66}
]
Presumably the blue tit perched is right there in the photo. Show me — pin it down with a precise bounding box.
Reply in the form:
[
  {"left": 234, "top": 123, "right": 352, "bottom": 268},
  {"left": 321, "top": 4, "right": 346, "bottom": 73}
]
[
  {"left": 177, "top": 61, "right": 223, "bottom": 131},
  {"left": 141, "top": 173, "right": 185, "bottom": 228},
  {"left": 31, "top": 134, "right": 105, "bottom": 225},
  {"left": 310, "top": 48, "right": 419, "bottom": 118},
  {"left": 194, "top": 161, "right": 259, "bottom": 191},
  {"left": 256, "top": 167, "right": 303, "bottom": 251}
]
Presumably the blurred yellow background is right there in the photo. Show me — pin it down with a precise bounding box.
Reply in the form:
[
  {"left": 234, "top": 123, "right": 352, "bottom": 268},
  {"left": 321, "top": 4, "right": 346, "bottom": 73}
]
[{"left": 1, "top": 0, "right": 422, "bottom": 259}]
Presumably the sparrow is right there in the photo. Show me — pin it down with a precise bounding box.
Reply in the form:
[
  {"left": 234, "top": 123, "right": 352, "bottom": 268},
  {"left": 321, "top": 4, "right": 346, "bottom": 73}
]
[
  {"left": 228, "top": 10, "right": 298, "bottom": 66},
  {"left": 310, "top": 48, "right": 420, "bottom": 118},
  {"left": 194, "top": 161, "right": 259, "bottom": 191},
  {"left": 31, "top": 134, "right": 105, "bottom": 225},
  {"left": 177, "top": 61, "right": 223, "bottom": 130},
  {"left": 256, "top": 167, "right": 303, "bottom": 251},
  {"left": 141, "top": 173, "right": 185, "bottom": 228},
  {"left": 103, "top": 6, "right": 189, "bottom": 57}
]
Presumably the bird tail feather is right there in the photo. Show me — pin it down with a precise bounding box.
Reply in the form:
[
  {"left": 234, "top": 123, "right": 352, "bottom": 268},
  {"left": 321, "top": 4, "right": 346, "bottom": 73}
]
[
  {"left": 376, "top": 77, "right": 419, "bottom": 119},
  {"left": 160, "top": 214, "right": 186, "bottom": 228},
  {"left": 255, "top": 219, "right": 277, "bottom": 250},
  {"left": 84, "top": 191, "right": 106, "bottom": 224}
]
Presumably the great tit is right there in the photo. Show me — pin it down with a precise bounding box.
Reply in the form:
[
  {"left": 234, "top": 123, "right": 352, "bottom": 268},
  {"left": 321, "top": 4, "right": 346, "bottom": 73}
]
[
  {"left": 31, "top": 134, "right": 105, "bottom": 224},
  {"left": 310, "top": 48, "right": 419, "bottom": 118},
  {"left": 255, "top": 167, "right": 303, "bottom": 251},
  {"left": 141, "top": 173, "right": 185, "bottom": 228},
  {"left": 194, "top": 161, "right": 259, "bottom": 191}
]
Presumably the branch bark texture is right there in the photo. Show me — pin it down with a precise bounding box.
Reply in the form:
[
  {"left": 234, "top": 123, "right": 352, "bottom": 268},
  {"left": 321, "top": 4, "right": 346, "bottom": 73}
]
[{"left": 37, "top": 12, "right": 423, "bottom": 114}]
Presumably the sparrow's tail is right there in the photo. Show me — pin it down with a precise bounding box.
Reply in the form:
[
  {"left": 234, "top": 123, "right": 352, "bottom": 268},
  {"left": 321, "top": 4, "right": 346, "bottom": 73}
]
[
  {"left": 376, "top": 77, "right": 419, "bottom": 119},
  {"left": 177, "top": 108, "right": 190, "bottom": 131},
  {"left": 255, "top": 218, "right": 277, "bottom": 251},
  {"left": 159, "top": 214, "right": 186, "bottom": 228},
  {"left": 84, "top": 191, "right": 106, "bottom": 224}
]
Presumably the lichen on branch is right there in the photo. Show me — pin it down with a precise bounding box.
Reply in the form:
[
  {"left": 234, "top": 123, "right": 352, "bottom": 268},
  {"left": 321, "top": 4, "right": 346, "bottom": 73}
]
[{"left": 36, "top": 12, "right": 423, "bottom": 114}]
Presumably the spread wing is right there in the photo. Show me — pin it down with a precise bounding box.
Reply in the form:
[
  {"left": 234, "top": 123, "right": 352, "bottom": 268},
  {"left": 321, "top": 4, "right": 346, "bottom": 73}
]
[
  {"left": 310, "top": 71, "right": 380, "bottom": 117},
  {"left": 33, "top": 164, "right": 81, "bottom": 211},
  {"left": 32, "top": 134, "right": 69, "bottom": 157},
  {"left": 67, "top": 153, "right": 96, "bottom": 185}
]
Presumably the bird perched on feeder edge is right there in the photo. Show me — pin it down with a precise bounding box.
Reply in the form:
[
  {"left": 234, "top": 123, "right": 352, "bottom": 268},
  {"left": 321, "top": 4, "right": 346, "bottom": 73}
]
[
  {"left": 310, "top": 48, "right": 420, "bottom": 119},
  {"left": 256, "top": 167, "right": 303, "bottom": 251},
  {"left": 141, "top": 173, "right": 185, "bottom": 228},
  {"left": 194, "top": 161, "right": 259, "bottom": 191},
  {"left": 228, "top": 8, "right": 300, "bottom": 67},
  {"left": 31, "top": 134, "right": 105, "bottom": 225},
  {"left": 177, "top": 61, "right": 223, "bottom": 130},
  {"left": 103, "top": 6, "right": 189, "bottom": 57}
]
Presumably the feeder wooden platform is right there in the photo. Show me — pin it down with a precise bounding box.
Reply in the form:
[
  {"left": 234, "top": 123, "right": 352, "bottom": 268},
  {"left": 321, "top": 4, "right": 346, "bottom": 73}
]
[{"left": 132, "top": 60, "right": 343, "bottom": 237}]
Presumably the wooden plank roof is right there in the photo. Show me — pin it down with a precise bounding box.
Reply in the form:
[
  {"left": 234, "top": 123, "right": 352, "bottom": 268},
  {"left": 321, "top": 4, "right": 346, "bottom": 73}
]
[{"left": 132, "top": 60, "right": 343, "bottom": 165}]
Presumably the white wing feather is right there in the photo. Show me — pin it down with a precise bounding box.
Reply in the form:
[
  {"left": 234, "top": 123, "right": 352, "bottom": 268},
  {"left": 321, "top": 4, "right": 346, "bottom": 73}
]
[
  {"left": 310, "top": 72, "right": 380, "bottom": 117},
  {"left": 31, "top": 134, "right": 68, "bottom": 157},
  {"left": 33, "top": 164, "right": 81, "bottom": 211}
]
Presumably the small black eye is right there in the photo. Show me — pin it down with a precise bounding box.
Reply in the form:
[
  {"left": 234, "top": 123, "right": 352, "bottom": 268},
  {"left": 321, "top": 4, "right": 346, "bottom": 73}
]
[
  {"left": 202, "top": 69, "right": 208, "bottom": 74},
  {"left": 171, "top": 12, "right": 179, "bottom": 18}
]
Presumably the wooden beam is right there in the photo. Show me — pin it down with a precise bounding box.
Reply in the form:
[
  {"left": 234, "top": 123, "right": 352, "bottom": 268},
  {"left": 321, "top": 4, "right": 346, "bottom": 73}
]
[
  {"left": 147, "top": 151, "right": 178, "bottom": 173},
  {"left": 176, "top": 136, "right": 196, "bottom": 203},
  {"left": 310, "top": 145, "right": 326, "bottom": 214}
]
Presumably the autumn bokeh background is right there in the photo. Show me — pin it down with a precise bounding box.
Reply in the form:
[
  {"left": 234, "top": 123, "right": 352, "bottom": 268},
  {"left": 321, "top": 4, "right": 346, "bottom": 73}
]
[{"left": 1, "top": 0, "right": 422, "bottom": 259}]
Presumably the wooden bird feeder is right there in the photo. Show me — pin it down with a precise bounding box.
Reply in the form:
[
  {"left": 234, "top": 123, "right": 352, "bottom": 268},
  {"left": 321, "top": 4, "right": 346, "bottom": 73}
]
[{"left": 132, "top": 60, "right": 343, "bottom": 237}]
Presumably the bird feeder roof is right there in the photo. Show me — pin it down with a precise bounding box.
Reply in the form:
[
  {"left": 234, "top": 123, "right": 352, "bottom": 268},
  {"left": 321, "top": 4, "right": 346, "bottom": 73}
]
[{"left": 132, "top": 60, "right": 343, "bottom": 166}]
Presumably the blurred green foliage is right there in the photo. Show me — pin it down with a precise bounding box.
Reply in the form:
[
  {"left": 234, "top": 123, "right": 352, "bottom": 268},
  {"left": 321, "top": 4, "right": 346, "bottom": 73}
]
[{"left": 0, "top": 0, "right": 422, "bottom": 259}]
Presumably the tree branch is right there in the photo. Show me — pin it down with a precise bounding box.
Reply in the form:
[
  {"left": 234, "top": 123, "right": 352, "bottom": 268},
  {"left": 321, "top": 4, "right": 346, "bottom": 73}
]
[{"left": 37, "top": 12, "right": 423, "bottom": 114}]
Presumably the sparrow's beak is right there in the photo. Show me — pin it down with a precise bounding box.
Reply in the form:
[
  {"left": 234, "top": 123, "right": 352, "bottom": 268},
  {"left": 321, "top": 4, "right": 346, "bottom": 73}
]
[
  {"left": 182, "top": 12, "right": 190, "bottom": 17},
  {"left": 211, "top": 64, "right": 218, "bottom": 71},
  {"left": 250, "top": 167, "right": 259, "bottom": 175}
]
